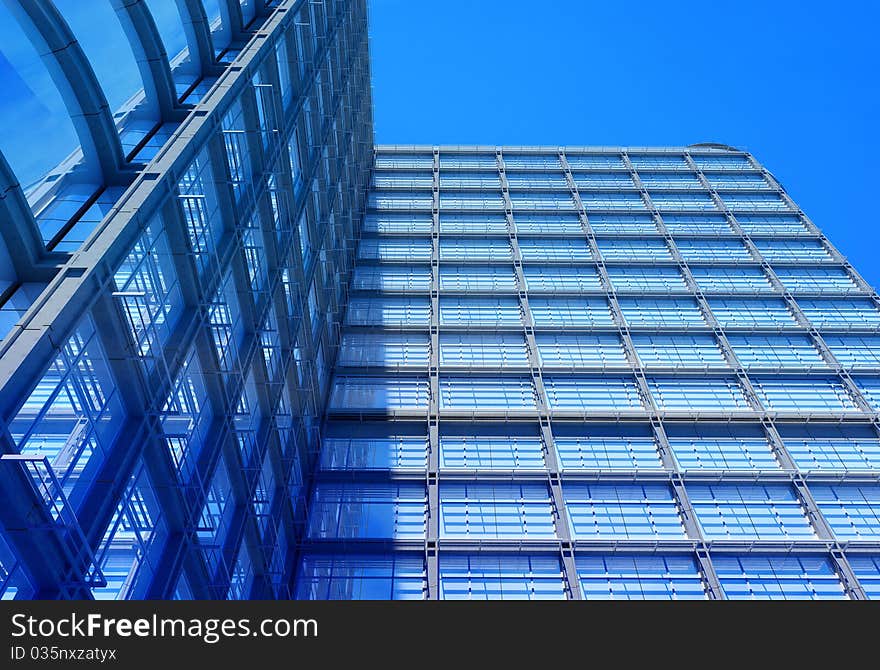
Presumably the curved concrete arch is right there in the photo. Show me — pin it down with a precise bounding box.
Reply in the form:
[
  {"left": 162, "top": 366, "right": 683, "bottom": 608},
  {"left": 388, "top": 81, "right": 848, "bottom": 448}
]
[
  {"left": 0, "top": 147, "right": 62, "bottom": 279},
  {"left": 220, "top": 0, "right": 244, "bottom": 35},
  {"left": 176, "top": 0, "right": 221, "bottom": 76},
  {"left": 8, "top": 0, "right": 130, "bottom": 185},
  {"left": 112, "top": 0, "right": 185, "bottom": 120}
]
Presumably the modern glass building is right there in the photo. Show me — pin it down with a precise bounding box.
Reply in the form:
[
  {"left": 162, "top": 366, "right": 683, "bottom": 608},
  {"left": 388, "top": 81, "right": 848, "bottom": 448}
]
[
  {"left": 296, "top": 145, "right": 880, "bottom": 600},
  {"left": 1, "top": 2, "right": 880, "bottom": 601},
  {"left": 0, "top": 0, "right": 373, "bottom": 599}
]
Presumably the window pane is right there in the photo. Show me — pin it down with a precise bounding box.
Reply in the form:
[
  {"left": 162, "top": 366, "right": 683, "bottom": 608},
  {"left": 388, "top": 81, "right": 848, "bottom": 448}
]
[
  {"left": 439, "top": 555, "right": 566, "bottom": 600},
  {"left": 688, "top": 484, "right": 815, "bottom": 539},
  {"left": 529, "top": 298, "right": 614, "bottom": 328},
  {"left": 514, "top": 214, "right": 583, "bottom": 235},
  {"left": 577, "top": 555, "right": 706, "bottom": 600},
  {"left": 0, "top": 1, "right": 83, "bottom": 201},
  {"left": 518, "top": 238, "right": 592, "bottom": 261},
  {"left": 606, "top": 266, "right": 687, "bottom": 293},
  {"left": 640, "top": 172, "right": 703, "bottom": 189},
  {"left": 632, "top": 334, "right": 728, "bottom": 369},
  {"left": 328, "top": 377, "right": 430, "bottom": 411},
  {"left": 440, "top": 213, "right": 508, "bottom": 235},
  {"left": 296, "top": 554, "right": 426, "bottom": 600},
  {"left": 824, "top": 335, "right": 880, "bottom": 369},
  {"left": 598, "top": 238, "right": 672, "bottom": 261},
  {"left": 363, "top": 212, "right": 433, "bottom": 234},
  {"left": 721, "top": 194, "right": 791, "bottom": 211},
  {"left": 307, "top": 484, "right": 426, "bottom": 539},
  {"left": 690, "top": 266, "right": 775, "bottom": 294},
  {"left": 566, "top": 154, "right": 625, "bottom": 170},
  {"left": 440, "top": 432, "right": 545, "bottom": 470},
  {"left": 440, "top": 237, "right": 511, "bottom": 261},
  {"left": 650, "top": 192, "right": 717, "bottom": 211},
  {"left": 662, "top": 215, "right": 731, "bottom": 236},
  {"left": 320, "top": 428, "right": 427, "bottom": 471},
  {"left": 588, "top": 214, "right": 657, "bottom": 235},
  {"left": 727, "top": 334, "right": 827, "bottom": 370},
  {"left": 439, "top": 333, "right": 529, "bottom": 368},
  {"left": 737, "top": 215, "right": 809, "bottom": 236},
  {"left": 666, "top": 423, "right": 779, "bottom": 472},
  {"left": 338, "top": 333, "right": 430, "bottom": 368},
  {"left": 346, "top": 297, "right": 431, "bottom": 327},
  {"left": 751, "top": 377, "right": 861, "bottom": 413},
  {"left": 780, "top": 423, "right": 880, "bottom": 473},
  {"left": 798, "top": 299, "right": 880, "bottom": 329},
  {"left": 554, "top": 423, "right": 662, "bottom": 470},
  {"left": 536, "top": 333, "right": 628, "bottom": 368},
  {"left": 848, "top": 557, "right": 880, "bottom": 600},
  {"left": 619, "top": 298, "right": 706, "bottom": 328},
  {"left": 544, "top": 377, "right": 644, "bottom": 411},
  {"left": 648, "top": 377, "right": 752, "bottom": 411},
  {"left": 439, "top": 378, "right": 536, "bottom": 411},
  {"left": 523, "top": 266, "right": 602, "bottom": 293},
  {"left": 440, "top": 266, "right": 518, "bottom": 292},
  {"left": 713, "top": 555, "right": 847, "bottom": 600},
  {"left": 352, "top": 266, "right": 431, "bottom": 293},
  {"left": 439, "top": 297, "right": 521, "bottom": 326},
  {"left": 563, "top": 483, "right": 685, "bottom": 539},
  {"left": 708, "top": 298, "right": 797, "bottom": 328},
  {"left": 774, "top": 267, "right": 859, "bottom": 294},
  {"left": 675, "top": 239, "right": 752, "bottom": 262},
  {"left": 810, "top": 485, "right": 880, "bottom": 541},
  {"left": 439, "top": 483, "right": 557, "bottom": 538}
]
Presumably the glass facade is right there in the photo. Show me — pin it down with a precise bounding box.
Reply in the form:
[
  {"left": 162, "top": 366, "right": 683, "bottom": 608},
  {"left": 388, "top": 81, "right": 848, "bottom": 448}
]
[
  {"left": 304, "top": 145, "right": 880, "bottom": 600},
  {"left": 1, "top": 2, "right": 879, "bottom": 602},
  {"left": 0, "top": 0, "right": 372, "bottom": 600}
]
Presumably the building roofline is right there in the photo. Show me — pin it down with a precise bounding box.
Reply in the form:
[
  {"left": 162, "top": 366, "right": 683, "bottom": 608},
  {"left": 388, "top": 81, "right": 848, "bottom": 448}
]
[{"left": 373, "top": 143, "right": 746, "bottom": 154}]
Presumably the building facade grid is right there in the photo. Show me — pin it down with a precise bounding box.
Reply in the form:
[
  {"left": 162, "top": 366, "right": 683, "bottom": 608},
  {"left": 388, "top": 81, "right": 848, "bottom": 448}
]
[
  {"left": 299, "top": 144, "right": 880, "bottom": 600},
  {"left": 1, "top": 1, "right": 879, "bottom": 601},
  {"left": 0, "top": 0, "right": 373, "bottom": 600}
]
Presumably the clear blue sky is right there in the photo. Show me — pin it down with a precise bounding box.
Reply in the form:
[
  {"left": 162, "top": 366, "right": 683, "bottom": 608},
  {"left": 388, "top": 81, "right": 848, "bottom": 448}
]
[{"left": 368, "top": 0, "right": 880, "bottom": 288}]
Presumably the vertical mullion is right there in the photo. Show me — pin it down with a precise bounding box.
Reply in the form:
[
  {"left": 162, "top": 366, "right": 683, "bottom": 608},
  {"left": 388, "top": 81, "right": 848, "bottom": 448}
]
[
  {"left": 426, "top": 147, "right": 441, "bottom": 599},
  {"left": 500, "top": 150, "right": 581, "bottom": 600}
]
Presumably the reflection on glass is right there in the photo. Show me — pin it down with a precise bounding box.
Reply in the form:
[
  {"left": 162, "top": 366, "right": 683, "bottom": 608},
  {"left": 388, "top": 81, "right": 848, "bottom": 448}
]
[{"left": 0, "top": 1, "right": 84, "bottom": 204}]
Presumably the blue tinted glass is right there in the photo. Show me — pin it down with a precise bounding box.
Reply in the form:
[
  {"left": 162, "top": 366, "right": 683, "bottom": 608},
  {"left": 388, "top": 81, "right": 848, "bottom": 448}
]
[{"left": 0, "top": 2, "right": 84, "bottom": 201}]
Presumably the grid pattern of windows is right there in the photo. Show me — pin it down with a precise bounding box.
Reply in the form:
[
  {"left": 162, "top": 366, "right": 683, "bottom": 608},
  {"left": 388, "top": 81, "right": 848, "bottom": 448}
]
[
  {"left": 10, "top": 0, "right": 878, "bottom": 602},
  {"left": 314, "top": 147, "right": 880, "bottom": 601}
]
